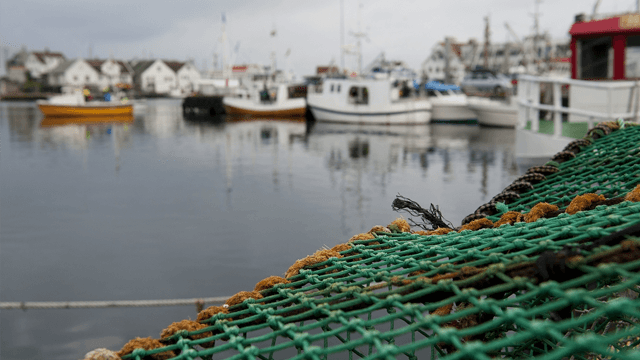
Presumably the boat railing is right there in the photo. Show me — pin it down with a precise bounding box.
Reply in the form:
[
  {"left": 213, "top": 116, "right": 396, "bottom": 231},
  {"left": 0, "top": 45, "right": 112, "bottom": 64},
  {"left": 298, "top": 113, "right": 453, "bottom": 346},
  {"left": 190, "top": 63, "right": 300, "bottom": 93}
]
[{"left": 517, "top": 74, "right": 640, "bottom": 137}]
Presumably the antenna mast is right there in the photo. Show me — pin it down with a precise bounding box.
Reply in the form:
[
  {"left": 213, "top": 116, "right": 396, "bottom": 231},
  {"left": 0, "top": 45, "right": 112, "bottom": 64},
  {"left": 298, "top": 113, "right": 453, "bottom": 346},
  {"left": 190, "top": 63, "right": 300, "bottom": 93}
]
[
  {"left": 352, "top": 1, "right": 367, "bottom": 76},
  {"left": 340, "top": 0, "right": 345, "bottom": 71},
  {"left": 483, "top": 15, "right": 491, "bottom": 69}
]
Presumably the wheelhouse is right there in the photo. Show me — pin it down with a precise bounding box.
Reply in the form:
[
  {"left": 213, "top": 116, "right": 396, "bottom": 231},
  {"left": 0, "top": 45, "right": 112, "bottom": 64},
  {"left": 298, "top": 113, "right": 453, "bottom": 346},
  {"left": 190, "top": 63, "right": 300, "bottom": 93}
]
[{"left": 570, "top": 13, "right": 640, "bottom": 80}]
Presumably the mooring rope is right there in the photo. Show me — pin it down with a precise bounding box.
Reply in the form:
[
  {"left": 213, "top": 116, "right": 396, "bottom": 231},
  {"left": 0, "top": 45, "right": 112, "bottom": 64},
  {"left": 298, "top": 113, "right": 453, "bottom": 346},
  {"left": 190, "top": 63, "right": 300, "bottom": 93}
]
[{"left": 0, "top": 296, "right": 229, "bottom": 310}]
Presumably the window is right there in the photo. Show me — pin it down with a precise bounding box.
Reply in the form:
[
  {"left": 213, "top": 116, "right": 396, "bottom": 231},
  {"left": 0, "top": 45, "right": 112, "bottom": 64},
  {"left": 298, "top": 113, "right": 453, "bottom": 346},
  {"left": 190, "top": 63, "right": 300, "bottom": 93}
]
[
  {"left": 348, "top": 86, "right": 369, "bottom": 105},
  {"left": 330, "top": 84, "right": 334, "bottom": 92},
  {"left": 73, "top": 75, "right": 78, "bottom": 81},
  {"left": 337, "top": 84, "right": 341, "bottom": 92},
  {"left": 157, "top": 66, "right": 162, "bottom": 72},
  {"left": 579, "top": 36, "right": 612, "bottom": 79},
  {"left": 627, "top": 36, "right": 640, "bottom": 78},
  {"left": 85, "top": 75, "right": 90, "bottom": 81}
]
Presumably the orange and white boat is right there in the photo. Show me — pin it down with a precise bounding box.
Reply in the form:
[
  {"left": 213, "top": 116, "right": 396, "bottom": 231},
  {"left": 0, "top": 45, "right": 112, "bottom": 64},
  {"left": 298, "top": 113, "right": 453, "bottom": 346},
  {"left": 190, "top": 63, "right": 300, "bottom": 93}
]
[
  {"left": 223, "top": 83, "right": 306, "bottom": 117},
  {"left": 38, "top": 93, "right": 133, "bottom": 117}
]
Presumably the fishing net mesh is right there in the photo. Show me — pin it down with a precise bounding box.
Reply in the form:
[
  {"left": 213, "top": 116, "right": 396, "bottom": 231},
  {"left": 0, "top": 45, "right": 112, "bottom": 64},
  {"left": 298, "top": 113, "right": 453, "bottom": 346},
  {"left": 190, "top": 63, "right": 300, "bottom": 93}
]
[{"left": 117, "top": 123, "right": 640, "bottom": 360}]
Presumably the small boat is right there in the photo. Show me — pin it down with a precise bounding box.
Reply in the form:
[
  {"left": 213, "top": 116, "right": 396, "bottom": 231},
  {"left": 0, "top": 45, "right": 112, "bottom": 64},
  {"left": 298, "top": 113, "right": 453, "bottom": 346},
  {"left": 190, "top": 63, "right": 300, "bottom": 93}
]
[
  {"left": 222, "top": 83, "right": 307, "bottom": 117},
  {"left": 423, "top": 81, "right": 477, "bottom": 122},
  {"left": 307, "top": 77, "right": 431, "bottom": 124},
  {"left": 467, "top": 96, "right": 517, "bottom": 127},
  {"left": 37, "top": 93, "right": 133, "bottom": 118}
]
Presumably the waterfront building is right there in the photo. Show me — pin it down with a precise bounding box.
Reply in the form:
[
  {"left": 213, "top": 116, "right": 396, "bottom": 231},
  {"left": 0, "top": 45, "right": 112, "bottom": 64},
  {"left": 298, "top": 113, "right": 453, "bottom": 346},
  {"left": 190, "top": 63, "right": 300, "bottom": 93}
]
[
  {"left": 5, "top": 47, "right": 66, "bottom": 83},
  {"left": 86, "top": 59, "right": 134, "bottom": 90},
  {"left": 165, "top": 61, "right": 201, "bottom": 96},
  {"left": 421, "top": 35, "right": 570, "bottom": 84},
  {"left": 130, "top": 59, "right": 178, "bottom": 95},
  {"left": 48, "top": 58, "right": 101, "bottom": 91}
]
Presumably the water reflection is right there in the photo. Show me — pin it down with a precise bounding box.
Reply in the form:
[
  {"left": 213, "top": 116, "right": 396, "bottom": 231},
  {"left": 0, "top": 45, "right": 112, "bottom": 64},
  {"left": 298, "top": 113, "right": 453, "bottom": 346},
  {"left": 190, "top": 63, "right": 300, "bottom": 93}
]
[{"left": 1, "top": 100, "right": 522, "bottom": 360}]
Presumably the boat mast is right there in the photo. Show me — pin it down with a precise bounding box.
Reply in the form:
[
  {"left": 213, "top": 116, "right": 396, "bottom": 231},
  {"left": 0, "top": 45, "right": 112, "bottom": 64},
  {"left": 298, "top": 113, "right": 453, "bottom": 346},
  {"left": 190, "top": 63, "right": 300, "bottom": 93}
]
[
  {"left": 340, "top": 0, "right": 345, "bottom": 71},
  {"left": 348, "top": 1, "right": 368, "bottom": 76},
  {"left": 221, "top": 13, "right": 229, "bottom": 84},
  {"left": 483, "top": 15, "right": 491, "bottom": 69},
  {"left": 532, "top": 0, "right": 542, "bottom": 71}
]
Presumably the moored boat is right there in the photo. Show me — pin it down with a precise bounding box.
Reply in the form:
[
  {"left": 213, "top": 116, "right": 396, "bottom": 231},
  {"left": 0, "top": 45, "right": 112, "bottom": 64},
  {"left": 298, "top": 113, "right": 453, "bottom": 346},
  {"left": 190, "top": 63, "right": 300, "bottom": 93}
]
[
  {"left": 467, "top": 96, "right": 517, "bottom": 127},
  {"left": 37, "top": 92, "right": 133, "bottom": 117},
  {"left": 424, "top": 81, "right": 477, "bottom": 122},
  {"left": 222, "top": 83, "right": 307, "bottom": 117},
  {"left": 307, "top": 77, "right": 431, "bottom": 124}
]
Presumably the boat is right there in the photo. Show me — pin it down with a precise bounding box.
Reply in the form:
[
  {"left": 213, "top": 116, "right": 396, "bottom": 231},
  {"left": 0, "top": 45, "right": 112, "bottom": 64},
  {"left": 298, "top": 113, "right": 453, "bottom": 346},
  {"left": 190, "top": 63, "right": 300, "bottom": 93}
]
[
  {"left": 37, "top": 92, "right": 133, "bottom": 117},
  {"left": 516, "top": 11, "right": 640, "bottom": 164},
  {"left": 222, "top": 82, "right": 307, "bottom": 117},
  {"left": 467, "top": 96, "right": 517, "bottom": 127},
  {"left": 423, "top": 81, "right": 477, "bottom": 122},
  {"left": 307, "top": 77, "right": 431, "bottom": 124}
]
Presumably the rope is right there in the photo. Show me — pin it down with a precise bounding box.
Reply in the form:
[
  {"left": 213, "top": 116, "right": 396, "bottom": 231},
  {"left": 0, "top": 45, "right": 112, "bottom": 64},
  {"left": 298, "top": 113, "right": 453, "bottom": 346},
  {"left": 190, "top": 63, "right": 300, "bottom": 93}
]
[{"left": 0, "top": 296, "right": 229, "bottom": 310}]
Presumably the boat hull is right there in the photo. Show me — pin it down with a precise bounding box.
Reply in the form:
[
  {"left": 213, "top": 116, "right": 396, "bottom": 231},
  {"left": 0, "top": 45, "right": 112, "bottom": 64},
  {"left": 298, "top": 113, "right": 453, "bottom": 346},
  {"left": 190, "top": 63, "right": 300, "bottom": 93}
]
[
  {"left": 224, "top": 104, "right": 306, "bottom": 117},
  {"left": 38, "top": 103, "right": 133, "bottom": 117},
  {"left": 309, "top": 106, "right": 431, "bottom": 125},
  {"left": 222, "top": 97, "right": 307, "bottom": 117},
  {"left": 467, "top": 98, "right": 517, "bottom": 127},
  {"left": 431, "top": 103, "right": 477, "bottom": 121}
]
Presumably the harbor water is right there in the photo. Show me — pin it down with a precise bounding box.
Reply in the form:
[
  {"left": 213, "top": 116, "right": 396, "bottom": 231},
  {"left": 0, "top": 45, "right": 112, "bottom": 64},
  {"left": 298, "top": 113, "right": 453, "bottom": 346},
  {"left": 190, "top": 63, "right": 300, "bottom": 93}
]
[{"left": 1, "top": 99, "right": 523, "bottom": 360}]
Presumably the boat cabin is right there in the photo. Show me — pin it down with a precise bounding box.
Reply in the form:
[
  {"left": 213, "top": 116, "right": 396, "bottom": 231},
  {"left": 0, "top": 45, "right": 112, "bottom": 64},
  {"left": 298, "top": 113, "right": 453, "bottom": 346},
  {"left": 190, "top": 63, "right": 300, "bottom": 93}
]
[{"left": 570, "top": 13, "right": 640, "bottom": 80}]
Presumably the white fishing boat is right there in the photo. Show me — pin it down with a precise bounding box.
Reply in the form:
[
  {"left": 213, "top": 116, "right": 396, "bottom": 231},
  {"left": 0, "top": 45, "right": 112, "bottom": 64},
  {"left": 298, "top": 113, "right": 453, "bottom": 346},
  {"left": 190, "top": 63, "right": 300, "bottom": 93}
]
[
  {"left": 516, "top": 11, "right": 640, "bottom": 164},
  {"left": 424, "top": 81, "right": 477, "bottom": 122},
  {"left": 307, "top": 77, "right": 431, "bottom": 124},
  {"left": 222, "top": 83, "right": 307, "bottom": 117},
  {"left": 467, "top": 96, "right": 518, "bottom": 127}
]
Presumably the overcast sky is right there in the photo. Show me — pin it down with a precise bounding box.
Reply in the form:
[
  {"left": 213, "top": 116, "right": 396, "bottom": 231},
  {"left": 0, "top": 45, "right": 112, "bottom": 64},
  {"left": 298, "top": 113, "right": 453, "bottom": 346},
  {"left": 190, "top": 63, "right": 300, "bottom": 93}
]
[{"left": 1, "top": 0, "right": 639, "bottom": 77}]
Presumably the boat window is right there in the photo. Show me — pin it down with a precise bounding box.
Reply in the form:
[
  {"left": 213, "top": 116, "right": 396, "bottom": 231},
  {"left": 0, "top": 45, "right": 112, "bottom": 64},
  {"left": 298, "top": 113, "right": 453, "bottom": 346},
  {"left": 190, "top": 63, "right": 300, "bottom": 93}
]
[
  {"left": 348, "top": 86, "right": 369, "bottom": 105},
  {"left": 627, "top": 36, "right": 640, "bottom": 78},
  {"left": 337, "top": 84, "right": 341, "bottom": 92},
  {"left": 330, "top": 84, "right": 334, "bottom": 92},
  {"left": 578, "top": 36, "right": 612, "bottom": 79}
]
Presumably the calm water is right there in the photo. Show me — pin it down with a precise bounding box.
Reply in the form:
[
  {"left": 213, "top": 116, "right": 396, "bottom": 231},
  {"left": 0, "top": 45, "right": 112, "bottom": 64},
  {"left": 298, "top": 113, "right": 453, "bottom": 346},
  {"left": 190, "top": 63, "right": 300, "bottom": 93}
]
[{"left": 0, "top": 99, "right": 522, "bottom": 360}]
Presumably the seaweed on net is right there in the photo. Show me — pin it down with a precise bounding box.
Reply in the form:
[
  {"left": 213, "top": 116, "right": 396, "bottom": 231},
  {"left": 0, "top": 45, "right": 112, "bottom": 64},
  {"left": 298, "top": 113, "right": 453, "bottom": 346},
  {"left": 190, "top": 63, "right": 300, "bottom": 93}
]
[{"left": 391, "top": 194, "right": 453, "bottom": 231}]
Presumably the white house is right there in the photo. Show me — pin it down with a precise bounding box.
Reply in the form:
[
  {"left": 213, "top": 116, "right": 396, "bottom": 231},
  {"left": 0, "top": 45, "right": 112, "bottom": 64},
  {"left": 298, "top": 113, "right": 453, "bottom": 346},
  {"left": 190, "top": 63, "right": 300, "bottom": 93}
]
[
  {"left": 87, "top": 59, "right": 134, "bottom": 90},
  {"left": 48, "top": 58, "right": 101, "bottom": 90},
  {"left": 165, "top": 61, "right": 201, "bottom": 95},
  {"left": 421, "top": 40, "right": 467, "bottom": 85},
  {"left": 131, "top": 59, "right": 177, "bottom": 95},
  {"left": 6, "top": 48, "right": 66, "bottom": 83}
]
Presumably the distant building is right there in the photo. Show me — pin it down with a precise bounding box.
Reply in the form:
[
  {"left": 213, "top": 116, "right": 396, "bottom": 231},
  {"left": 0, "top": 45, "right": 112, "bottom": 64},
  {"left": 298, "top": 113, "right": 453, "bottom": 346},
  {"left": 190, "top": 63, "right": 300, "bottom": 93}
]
[
  {"left": 86, "top": 59, "right": 134, "bottom": 90},
  {"left": 131, "top": 59, "right": 177, "bottom": 95},
  {"left": 421, "top": 39, "right": 468, "bottom": 85},
  {"left": 0, "top": 77, "right": 21, "bottom": 95},
  {"left": 165, "top": 60, "right": 201, "bottom": 95},
  {"left": 48, "top": 58, "right": 101, "bottom": 90},
  {"left": 421, "top": 35, "right": 570, "bottom": 84},
  {"left": 5, "top": 47, "right": 66, "bottom": 83}
]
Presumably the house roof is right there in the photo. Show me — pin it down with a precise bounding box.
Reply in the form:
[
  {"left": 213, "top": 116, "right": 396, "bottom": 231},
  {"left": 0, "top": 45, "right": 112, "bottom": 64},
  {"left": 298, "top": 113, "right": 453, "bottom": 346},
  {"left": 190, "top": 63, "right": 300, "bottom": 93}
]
[
  {"left": 7, "top": 50, "right": 29, "bottom": 67},
  {"left": 33, "top": 51, "right": 66, "bottom": 64},
  {"left": 131, "top": 60, "right": 156, "bottom": 76},
  {"left": 85, "top": 59, "right": 134, "bottom": 75},
  {"left": 164, "top": 61, "right": 186, "bottom": 72},
  {"left": 49, "top": 59, "right": 77, "bottom": 74},
  {"left": 86, "top": 59, "right": 105, "bottom": 72}
]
